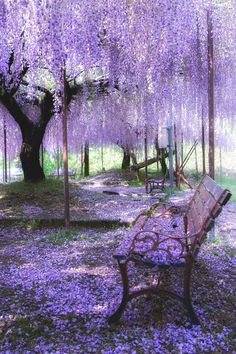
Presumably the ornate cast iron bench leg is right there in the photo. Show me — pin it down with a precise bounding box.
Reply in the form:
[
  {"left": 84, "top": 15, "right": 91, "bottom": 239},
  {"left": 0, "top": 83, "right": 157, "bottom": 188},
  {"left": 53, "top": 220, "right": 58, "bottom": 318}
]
[
  {"left": 108, "top": 258, "right": 130, "bottom": 324},
  {"left": 184, "top": 256, "right": 200, "bottom": 325}
]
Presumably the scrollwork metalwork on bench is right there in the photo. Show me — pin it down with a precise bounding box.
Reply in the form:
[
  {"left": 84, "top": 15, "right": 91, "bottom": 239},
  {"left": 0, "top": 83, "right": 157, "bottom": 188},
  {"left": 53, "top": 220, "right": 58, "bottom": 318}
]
[{"left": 129, "top": 230, "right": 187, "bottom": 264}]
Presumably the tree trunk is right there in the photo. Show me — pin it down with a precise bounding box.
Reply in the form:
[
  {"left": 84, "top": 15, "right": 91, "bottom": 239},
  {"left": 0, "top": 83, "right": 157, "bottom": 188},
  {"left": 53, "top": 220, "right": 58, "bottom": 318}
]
[
  {"left": 160, "top": 148, "right": 168, "bottom": 176},
  {"left": 1, "top": 91, "right": 51, "bottom": 182},
  {"left": 20, "top": 127, "right": 45, "bottom": 182},
  {"left": 154, "top": 135, "right": 160, "bottom": 172},
  {"left": 121, "top": 148, "right": 131, "bottom": 170},
  {"left": 130, "top": 149, "right": 140, "bottom": 180},
  {"left": 20, "top": 143, "right": 44, "bottom": 181}
]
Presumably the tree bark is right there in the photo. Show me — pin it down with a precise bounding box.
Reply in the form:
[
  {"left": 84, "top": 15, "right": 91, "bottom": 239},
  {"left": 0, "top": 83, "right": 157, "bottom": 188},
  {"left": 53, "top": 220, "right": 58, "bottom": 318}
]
[
  {"left": 160, "top": 148, "right": 168, "bottom": 176},
  {"left": 121, "top": 147, "right": 131, "bottom": 170},
  {"left": 20, "top": 128, "right": 45, "bottom": 182}
]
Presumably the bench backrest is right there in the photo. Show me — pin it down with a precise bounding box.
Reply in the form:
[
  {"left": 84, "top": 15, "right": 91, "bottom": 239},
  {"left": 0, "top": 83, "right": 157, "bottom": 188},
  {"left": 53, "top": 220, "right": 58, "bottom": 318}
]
[{"left": 186, "top": 175, "right": 231, "bottom": 257}]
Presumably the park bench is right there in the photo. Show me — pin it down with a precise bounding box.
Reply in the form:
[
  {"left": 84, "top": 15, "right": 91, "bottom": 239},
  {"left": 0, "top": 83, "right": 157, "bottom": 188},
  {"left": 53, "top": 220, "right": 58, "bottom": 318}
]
[
  {"left": 50, "top": 168, "right": 77, "bottom": 179},
  {"left": 109, "top": 175, "right": 231, "bottom": 325},
  {"left": 147, "top": 175, "right": 166, "bottom": 193}
]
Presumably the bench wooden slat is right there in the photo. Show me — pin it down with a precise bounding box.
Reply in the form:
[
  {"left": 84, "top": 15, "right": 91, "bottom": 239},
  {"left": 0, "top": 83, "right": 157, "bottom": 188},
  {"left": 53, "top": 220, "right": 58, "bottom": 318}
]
[{"left": 202, "top": 175, "right": 225, "bottom": 200}]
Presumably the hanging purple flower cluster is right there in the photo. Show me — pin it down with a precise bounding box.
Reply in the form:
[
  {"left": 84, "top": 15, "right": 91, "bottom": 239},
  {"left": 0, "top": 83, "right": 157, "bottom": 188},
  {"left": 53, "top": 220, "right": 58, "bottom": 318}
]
[{"left": 0, "top": 0, "right": 236, "bottom": 158}]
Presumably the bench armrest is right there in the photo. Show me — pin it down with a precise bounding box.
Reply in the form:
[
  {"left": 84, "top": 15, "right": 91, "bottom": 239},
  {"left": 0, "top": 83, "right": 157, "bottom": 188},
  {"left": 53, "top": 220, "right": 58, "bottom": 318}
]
[
  {"left": 154, "top": 205, "right": 185, "bottom": 220},
  {"left": 113, "top": 252, "right": 157, "bottom": 267},
  {"left": 129, "top": 230, "right": 187, "bottom": 261}
]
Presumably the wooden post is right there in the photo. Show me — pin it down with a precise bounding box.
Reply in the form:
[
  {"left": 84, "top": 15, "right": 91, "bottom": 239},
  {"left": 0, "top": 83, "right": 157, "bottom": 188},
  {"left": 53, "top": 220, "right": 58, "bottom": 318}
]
[
  {"left": 80, "top": 144, "right": 84, "bottom": 177},
  {"left": 181, "top": 133, "right": 184, "bottom": 168},
  {"left": 101, "top": 142, "right": 104, "bottom": 171},
  {"left": 207, "top": 9, "right": 215, "bottom": 179},
  {"left": 155, "top": 134, "right": 159, "bottom": 172},
  {"left": 174, "top": 124, "right": 180, "bottom": 188},
  {"left": 3, "top": 118, "right": 7, "bottom": 183},
  {"left": 195, "top": 146, "right": 199, "bottom": 176},
  {"left": 219, "top": 148, "right": 222, "bottom": 177},
  {"left": 2, "top": 152, "right": 3, "bottom": 183},
  {"left": 62, "top": 68, "right": 70, "bottom": 228},
  {"left": 201, "top": 107, "right": 206, "bottom": 175},
  {"left": 8, "top": 155, "right": 11, "bottom": 182},
  {"left": 167, "top": 126, "right": 174, "bottom": 194},
  {"left": 207, "top": 9, "right": 215, "bottom": 240},
  {"left": 144, "top": 128, "right": 148, "bottom": 193},
  {"left": 41, "top": 141, "right": 44, "bottom": 173},
  {"left": 84, "top": 142, "right": 89, "bottom": 177},
  {"left": 56, "top": 144, "right": 60, "bottom": 178}
]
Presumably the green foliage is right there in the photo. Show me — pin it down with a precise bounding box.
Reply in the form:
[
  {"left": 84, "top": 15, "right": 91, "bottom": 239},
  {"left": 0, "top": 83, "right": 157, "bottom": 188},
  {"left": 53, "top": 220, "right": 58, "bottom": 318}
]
[
  {"left": 81, "top": 145, "right": 123, "bottom": 176},
  {"left": 41, "top": 145, "right": 123, "bottom": 178},
  {"left": 42, "top": 150, "right": 55, "bottom": 176}
]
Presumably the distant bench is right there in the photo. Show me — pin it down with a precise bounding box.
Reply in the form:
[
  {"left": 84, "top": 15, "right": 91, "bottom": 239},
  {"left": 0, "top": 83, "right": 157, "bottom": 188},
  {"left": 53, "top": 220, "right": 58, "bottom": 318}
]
[
  {"left": 49, "top": 169, "right": 77, "bottom": 179},
  {"left": 147, "top": 177, "right": 166, "bottom": 193},
  {"left": 109, "top": 175, "right": 231, "bottom": 325}
]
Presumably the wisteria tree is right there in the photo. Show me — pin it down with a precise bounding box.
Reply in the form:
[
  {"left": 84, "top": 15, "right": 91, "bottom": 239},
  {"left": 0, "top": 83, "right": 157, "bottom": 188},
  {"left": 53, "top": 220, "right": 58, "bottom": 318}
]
[
  {"left": 0, "top": 1, "right": 108, "bottom": 181},
  {"left": 0, "top": 0, "right": 235, "bottom": 181}
]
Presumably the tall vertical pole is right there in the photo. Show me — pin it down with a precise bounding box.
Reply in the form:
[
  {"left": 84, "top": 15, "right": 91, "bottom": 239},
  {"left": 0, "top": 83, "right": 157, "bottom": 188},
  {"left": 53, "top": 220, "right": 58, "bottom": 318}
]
[
  {"left": 201, "top": 106, "right": 206, "bottom": 175},
  {"left": 84, "top": 142, "right": 89, "bottom": 177},
  {"left": 207, "top": 9, "right": 215, "bottom": 240},
  {"left": 144, "top": 127, "right": 148, "bottom": 193},
  {"left": 80, "top": 144, "right": 84, "bottom": 177},
  {"left": 167, "top": 126, "right": 174, "bottom": 194},
  {"left": 181, "top": 133, "right": 184, "bottom": 168},
  {"left": 62, "top": 68, "right": 70, "bottom": 228},
  {"left": 2, "top": 152, "right": 4, "bottom": 182},
  {"left": 3, "top": 118, "right": 7, "bottom": 183},
  {"left": 207, "top": 9, "right": 214, "bottom": 179},
  {"left": 195, "top": 146, "right": 199, "bottom": 176},
  {"left": 57, "top": 143, "right": 60, "bottom": 177},
  {"left": 174, "top": 124, "right": 179, "bottom": 188},
  {"left": 8, "top": 153, "right": 11, "bottom": 182},
  {"left": 41, "top": 141, "right": 44, "bottom": 173},
  {"left": 101, "top": 142, "right": 104, "bottom": 171},
  {"left": 155, "top": 134, "right": 159, "bottom": 172},
  {"left": 168, "top": 99, "right": 174, "bottom": 194},
  {"left": 219, "top": 148, "right": 222, "bottom": 177}
]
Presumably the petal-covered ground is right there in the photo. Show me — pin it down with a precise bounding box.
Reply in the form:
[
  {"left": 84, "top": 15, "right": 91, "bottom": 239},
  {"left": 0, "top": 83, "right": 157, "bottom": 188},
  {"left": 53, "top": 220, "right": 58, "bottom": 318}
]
[
  {"left": 0, "top": 177, "right": 160, "bottom": 223},
  {"left": 0, "top": 199, "right": 236, "bottom": 353}
]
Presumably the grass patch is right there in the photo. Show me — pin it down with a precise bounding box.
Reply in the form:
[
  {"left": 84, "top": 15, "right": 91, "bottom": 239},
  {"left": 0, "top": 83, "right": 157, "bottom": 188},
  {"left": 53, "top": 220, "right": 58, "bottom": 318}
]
[
  {"left": 44, "top": 230, "right": 75, "bottom": 244},
  {"left": 216, "top": 176, "right": 236, "bottom": 203},
  {"left": 3, "top": 179, "right": 63, "bottom": 198},
  {"left": 42, "top": 230, "right": 99, "bottom": 245},
  {"left": 127, "top": 180, "right": 143, "bottom": 187},
  {"left": 3, "top": 315, "right": 54, "bottom": 343}
]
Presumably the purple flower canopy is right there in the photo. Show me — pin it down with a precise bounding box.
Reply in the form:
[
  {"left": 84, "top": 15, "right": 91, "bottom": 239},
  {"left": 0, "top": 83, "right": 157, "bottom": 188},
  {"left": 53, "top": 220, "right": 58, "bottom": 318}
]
[{"left": 0, "top": 0, "right": 236, "bottom": 156}]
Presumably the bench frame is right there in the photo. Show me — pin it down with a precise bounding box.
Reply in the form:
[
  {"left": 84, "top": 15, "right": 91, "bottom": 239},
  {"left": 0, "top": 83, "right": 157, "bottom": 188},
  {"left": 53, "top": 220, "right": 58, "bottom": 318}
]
[
  {"left": 109, "top": 175, "right": 231, "bottom": 325},
  {"left": 147, "top": 178, "right": 166, "bottom": 193}
]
